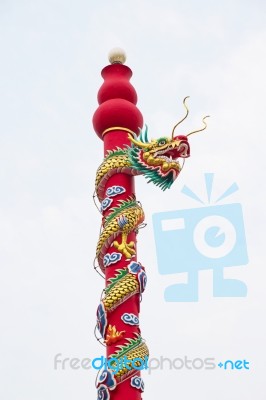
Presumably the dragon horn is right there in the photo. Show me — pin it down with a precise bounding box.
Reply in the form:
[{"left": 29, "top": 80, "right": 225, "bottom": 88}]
[
  {"left": 128, "top": 134, "right": 150, "bottom": 148},
  {"left": 186, "top": 115, "right": 210, "bottom": 137}
]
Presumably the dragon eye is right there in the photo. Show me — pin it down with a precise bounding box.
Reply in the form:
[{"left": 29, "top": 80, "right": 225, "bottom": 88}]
[{"left": 158, "top": 139, "right": 167, "bottom": 146}]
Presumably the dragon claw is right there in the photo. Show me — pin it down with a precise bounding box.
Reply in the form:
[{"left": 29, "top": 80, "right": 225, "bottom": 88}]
[{"left": 113, "top": 239, "right": 136, "bottom": 258}]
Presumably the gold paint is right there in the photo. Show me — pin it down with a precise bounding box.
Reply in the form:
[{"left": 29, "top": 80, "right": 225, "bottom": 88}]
[
  {"left": 162, "top": 162, "right": 169, "bottom": 171},
  {"left": 102, "top": 126, "right": 136, "bottom": 137}
]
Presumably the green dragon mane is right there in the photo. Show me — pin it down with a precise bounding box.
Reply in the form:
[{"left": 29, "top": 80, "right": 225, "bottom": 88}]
[{"left": 128, "top": 127, "right": 175, "bottom": 191}]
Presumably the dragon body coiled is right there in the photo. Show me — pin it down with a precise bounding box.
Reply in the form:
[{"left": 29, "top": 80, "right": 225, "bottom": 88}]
[
  {"left": 95, "top": 128, "right": 191, "bottom": 397},
  {"left": 96, "top": 198, "right": 144, "bottom": 272},
  {"left": 95, "top": 150, "right": 141, "bottom": 202}
]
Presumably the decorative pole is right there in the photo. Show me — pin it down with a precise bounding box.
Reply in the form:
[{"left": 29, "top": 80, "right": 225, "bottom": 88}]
[{"left": 93, "top": 48, "right": 208, "bottom": 400}]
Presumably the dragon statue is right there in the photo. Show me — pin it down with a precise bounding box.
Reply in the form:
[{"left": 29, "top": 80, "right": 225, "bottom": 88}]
[{"left": 94, "top": 95, "right": 208, "bottom": 399}]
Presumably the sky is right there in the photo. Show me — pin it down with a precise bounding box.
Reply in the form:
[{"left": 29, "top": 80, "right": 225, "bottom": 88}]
[{"left": 1, "top": 1, "right": 266, "bottom": 399}]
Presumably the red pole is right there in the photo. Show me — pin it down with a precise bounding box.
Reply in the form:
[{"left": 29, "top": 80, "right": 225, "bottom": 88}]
[
  {"left": 93, "top": 49, "right": 146, "bottom": 399},
  {"left": 92, "top": 48, "right": 207, "bottom": 400}
]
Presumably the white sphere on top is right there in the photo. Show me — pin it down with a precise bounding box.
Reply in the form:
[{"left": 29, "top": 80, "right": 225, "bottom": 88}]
[{"left": 108, "top": 48, "right": 127, "bottom": 64}]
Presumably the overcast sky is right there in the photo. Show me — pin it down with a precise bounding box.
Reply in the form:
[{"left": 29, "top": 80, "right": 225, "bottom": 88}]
[{"left": 1, "top": 1, "right": 266, "bottom": 399}]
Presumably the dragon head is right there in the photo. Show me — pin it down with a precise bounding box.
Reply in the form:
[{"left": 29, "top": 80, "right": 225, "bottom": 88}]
[{"left": 128, "top": 97, "right": 209, "bottom": 190}]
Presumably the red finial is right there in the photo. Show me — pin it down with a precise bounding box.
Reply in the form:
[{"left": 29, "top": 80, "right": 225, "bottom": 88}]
[{"left": 92, "top": 49, "right": 143, "bottom": 144}]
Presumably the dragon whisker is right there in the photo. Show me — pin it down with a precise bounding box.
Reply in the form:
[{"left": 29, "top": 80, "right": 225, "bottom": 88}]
[
  {"left": 171, "top": 96, "right": 190, "bottom": 138},
  {"left": 186, "top": 115, "right": 210, "bottom": 137}
]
